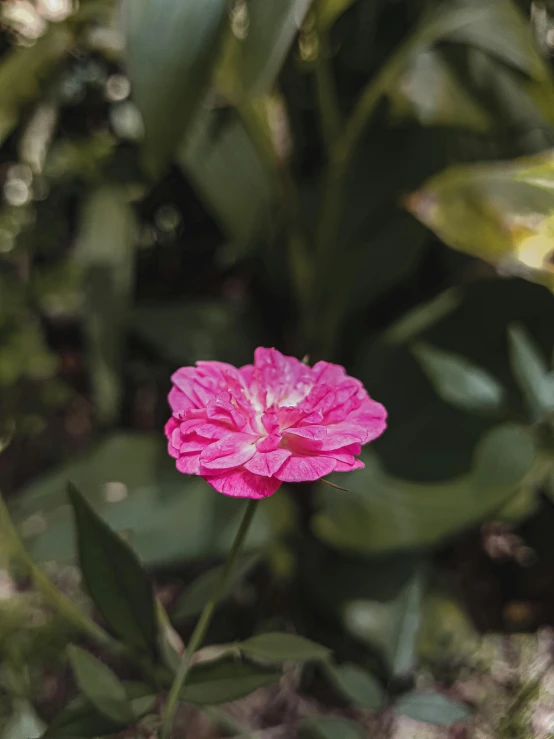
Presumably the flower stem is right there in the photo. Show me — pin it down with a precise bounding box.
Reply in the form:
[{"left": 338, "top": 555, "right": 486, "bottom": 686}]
[{"left": 161, "top": 498, "right": 258, "bottom": 739}]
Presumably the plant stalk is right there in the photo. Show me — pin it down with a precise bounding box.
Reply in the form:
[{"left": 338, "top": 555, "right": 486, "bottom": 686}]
[{"left": 161, "top": 498, "right": 258, "bottom": 739}]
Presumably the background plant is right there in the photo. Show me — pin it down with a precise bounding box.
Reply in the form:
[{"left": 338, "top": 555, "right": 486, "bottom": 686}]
[{"left": 3, "top": 0, "right": 554, "bottom": 736}]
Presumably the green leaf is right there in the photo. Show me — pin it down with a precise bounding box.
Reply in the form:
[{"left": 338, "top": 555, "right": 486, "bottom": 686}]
[
  {"left": 394, "top": 692, "right": 471, "bottom": 726},
  {"left": 316, "top": 0, "right": 356, "bottom": 32},
  {"left": 343, "top": 567, "right": 425, "bottom": 679},
  {"left": 420, "top": 0, "right": 545, "bottom": 79},
  {"left": 325, "top": 663, "right": 384, "bottom": 710},
  {"left": 68, "top": 482, "right": 158, "bottom": 655},
  {"left": 239, "top": 0, "right": 313, "bottom": 96},
  {"left": 67, "top": 646, "right": 134, "bottom": 724},
  {"left": 178, "top": 107, "right": 276, "bottom": 255},
  {"left": 125, "top": 0, "right": 228, "bottom": 173},
  {"left": 173, "top": 553, "right": 259, "bottom": 621},
  {"left": 405, "top": 151, "right": 554, "bottom": 289},
  {"left": 73, "top": 187, "right": 136, "bottom": 426},
  {"left": 386, "top": 569, "right": 425, "bottom": 677},
  {"left": 438, "top": 0, "right": 545, "bottom": 79},
  {"left": 303, "top": 716, "right": 365, "bottom": 739},
  {"left": 12, "top": 434, "right": 287, "bottom": 567},
  {"left": 508, "top": 323, "right": 554, "bottom": 418},
  {"left": 313, "top": 424, "right": 536, "bottom": 553},
  {"left": 239, "top": 633, "right": 331, "bottom": 663},
  {"left": 42, "top": 696, "right": 122, "bottom": 738},
  {"left": 0, "top": 702, "right": 45, "bottom": 739},
  {"left": 413, "top": 342, "right": 505, "bottom": 413},
  {"left": 182, "top": 658, "right": 281, "bottom": 704},
  {"left": 389, "top": 48, "right": 491, "bottom": 130},
  {"left": 43, "top": 689, "right": 154, "bottom": 738}
]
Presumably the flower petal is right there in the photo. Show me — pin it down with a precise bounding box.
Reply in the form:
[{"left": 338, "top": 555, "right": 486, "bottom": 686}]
[
  {"left": 275, "top": 455, "right": 337, "bottom": 482},
  {"left": 244, "top": 448, "right": 291, "bottom": 477},
  {"left": 176, "top": 452, "right": 201, "bottom": 474},
  {"left": 200, "top": 432, "right": 258, "bottom": 471},
  {"left": 204, "top": 469, "right": 281, "bottom": 499}
]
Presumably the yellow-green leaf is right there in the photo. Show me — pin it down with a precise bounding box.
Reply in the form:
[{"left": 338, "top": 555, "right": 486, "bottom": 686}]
[{"left": 405, "top": 151, "right": 554, "bottom": 289}]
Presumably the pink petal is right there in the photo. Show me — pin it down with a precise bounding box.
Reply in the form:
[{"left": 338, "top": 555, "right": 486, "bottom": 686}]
[
  {"left": 200, "top": 432, "right": 258, "bottom": 471},
  {"left": 203, "top": 469, "right": 281, "bottom": 499},
  {"left": 178, "top": 418, "right": 230, "bottom": 441},
  {"left": 285, "top": 426, "right": 327, "bottom": 441},
  {"left": 167, "top": 440, "right": 179, "bottom": 459},
  {"left": 333, "top": 458, "right": 365, "bottom": 472},
  {"left": 318, "top": 422, "right": 371, "bottom": 450},
  {"left": 310, "top": 361, "right": 346, "bottom": 385},
  {"left": 256, "top": 433, "right": 282, "bottom": 452},
  {"left": 261, "top": 409, "right": 279, "bottom": 435},
  {"left": 165, "top": 417, "right": 179, "bottom": 437},
  {"left": 179, "top": 434, "right": 208, "bottom": 453},
  {"left": 176, "top": 453, "right": 201, "bottom": 474},
  {"left": 275, "top": 455, "right": 337, "bottom": 482},
  {"left": 168, "top": 386, "right": 195, "bottom": 415},
  {"left": 244, "top": 448, "right": 291, "bottom": 476},
  {"left": 253, "top": 348, "right": 312, "bottom": 407},
  {"left": 206, "top": 397, "right": 247, "bottom": 430}
]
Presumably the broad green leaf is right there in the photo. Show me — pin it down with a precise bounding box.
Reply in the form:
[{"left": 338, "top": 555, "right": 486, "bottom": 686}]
[
  {"left": 508, "top": 323, "right": 554, "bottom": 417},
  {"left": 413, "top": 342, "right": 505, "bottom": 413},
  {"left": 125, "top": 0, "right": 228, "bottom": 173},
  {"left": 405, "top": 151, "right": 554, "bottom": 289},
  {"left": 11, "top": 434, "right": 288, "bottom": 567},
  {"left": 43, "top": 696, "right": 122, "bottom": 738},
  {"left": 43, "top": 689, "right": 154, "bottom": 737},
  {"left": 239, "top": 633, "right": 331, "bottom": 663},
  {"left": 178, "top": 107, "right": 276, "bottom": 255},
  {"left": 74, "top": 187, "right": 136, "bottom": 426},
  {"left": 67, "top": 646, "right": 134, "bottom": 724},
  {"left": 182, "top": 658, "right": 281, "bottom": 704},
  {"left": 420, "top": 0, "right": 545, "bottom": 79},
  {"left": 386, "top": 569, "right": 425, "bottom": 677},
  {"left": 316, "top": 0, "right": 356, "bottom": 32},
  {"left": 303, "top": 716, "right": 365, "bottom": 739},
  {"left": 313, "top": 424, "right": 536, "bottom": 553},
  {"left": 0, "top": 702, "right": 45, "bottom": 739},
  {"left": 394, "top": 692, "right": 471, "bottom": 726},
  {"left": 389, "top": 49, "right": 491, "bottom": 130},
  {"left": 173, "top": 553, "right": 260, "bottom": 621},
  {"left": 239, "top": 0, "right": 313, "bottom": 96},
  {"left": 344, "top": 568, "right": 425, "bottom": 678},
  {"left": 68, "top": 482, "right": 158, "bottom": 655},
  {"left": 357, "top": 279, "right": 554, "bottom": 482},
  {"left": 0, "top": 26, "right": 71, "bottom": 146},
  {"left": 325, "top": 663, "right": 384, "bottom": 709}
]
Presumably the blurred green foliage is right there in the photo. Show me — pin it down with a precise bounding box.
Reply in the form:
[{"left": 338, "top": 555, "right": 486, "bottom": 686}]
[{"left": 3, "top": 0, "right": 554, "bottom": 735}]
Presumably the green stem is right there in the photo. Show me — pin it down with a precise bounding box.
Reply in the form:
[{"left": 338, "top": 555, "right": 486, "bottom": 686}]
[
  {"left": 161, "top": 499, "right": 258, "bottom": 739},
  {"left": 237, "top": 100, "right": 313, "bottom": 351},
  {"left": 312, "top": 32, "right": 421, "bottom": 358},
  {"left": 314, "top": 35, "right": 341, "bottom": 154}
]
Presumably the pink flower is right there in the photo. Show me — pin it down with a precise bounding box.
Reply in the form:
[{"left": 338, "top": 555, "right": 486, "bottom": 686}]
[{"left": 165, "top": 348, "right": 387, "bottom": 499}]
